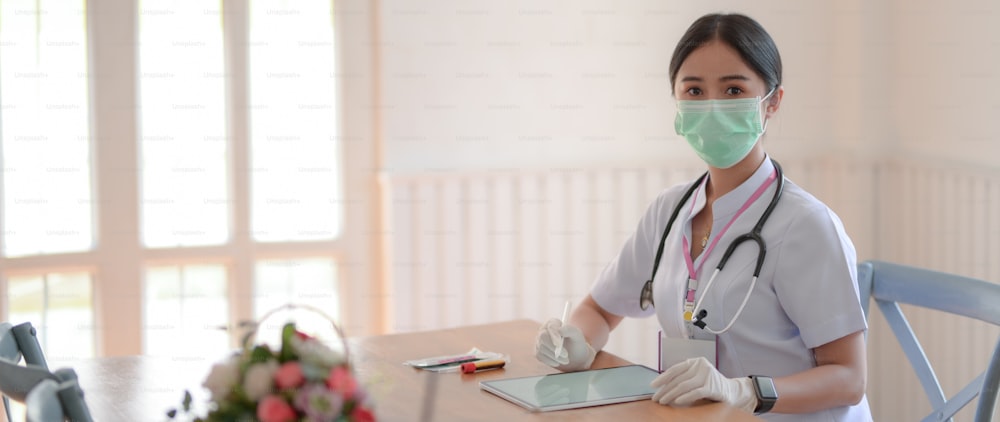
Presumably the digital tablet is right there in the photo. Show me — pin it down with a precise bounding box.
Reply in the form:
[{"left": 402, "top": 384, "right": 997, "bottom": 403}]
[{"left": 479, "top": 365, "right": 659, "bottom": 412}]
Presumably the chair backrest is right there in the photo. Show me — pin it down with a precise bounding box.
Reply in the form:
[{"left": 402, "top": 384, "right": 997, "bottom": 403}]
[
  {"left": 858, "top": 260, "right": 1000, "bottom": 422},
  {"left": 0, "top": 322, "right": 48, "bottom": 369}
]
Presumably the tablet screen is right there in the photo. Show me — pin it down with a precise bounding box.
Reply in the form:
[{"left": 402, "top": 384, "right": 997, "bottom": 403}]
[{"left": 479, "top": 365, "right": 659, "bottom": 412}]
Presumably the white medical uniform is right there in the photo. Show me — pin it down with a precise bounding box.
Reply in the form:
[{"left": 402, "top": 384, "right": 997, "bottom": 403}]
[{"left": 591, "top": 158, "right": 872, "bottom": 422}]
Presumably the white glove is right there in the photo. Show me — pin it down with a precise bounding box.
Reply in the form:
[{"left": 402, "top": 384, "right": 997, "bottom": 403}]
[
  {"left": 650, "top": 357, "right": 757, "bottom": 413},
  {"left": 534, "top": 318, "right": 596, "bottom": 372}
]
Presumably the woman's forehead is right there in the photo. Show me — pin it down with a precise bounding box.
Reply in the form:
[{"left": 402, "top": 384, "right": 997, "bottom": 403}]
[{"left": 675, "top": 40, "right": 759, "bottom": 82}]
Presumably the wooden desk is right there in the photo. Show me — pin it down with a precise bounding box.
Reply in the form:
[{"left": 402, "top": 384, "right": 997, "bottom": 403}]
[
  {"left": 350, "top": 319, "right": 760, "bottom": 422},
  {"left": 49, "top": 320, "right": 759, "bottom": 421}
]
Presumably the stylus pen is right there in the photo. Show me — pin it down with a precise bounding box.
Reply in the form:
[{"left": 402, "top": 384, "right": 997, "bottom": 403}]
[
  {"left": 460, "top": 359, "right": 507, "bottom": 374},
  {"left": 553, "top": 300, "right": 571, "bottom": 359}
]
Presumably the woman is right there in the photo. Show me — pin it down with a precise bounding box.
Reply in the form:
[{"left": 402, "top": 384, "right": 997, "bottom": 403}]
[{"left": 534, "top": 13, "right": 871, "bottom": 421}]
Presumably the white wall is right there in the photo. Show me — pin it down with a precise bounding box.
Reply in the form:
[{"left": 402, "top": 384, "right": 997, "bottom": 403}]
[
  {"left": 890, "top": 0, "right": 1000, "bottom": 166},
  {"left": 381, "top": 0, "right": 1000, "bottom": 170},
  {"left": 379, "top": 1, "right": 887, "bottom": 173}
]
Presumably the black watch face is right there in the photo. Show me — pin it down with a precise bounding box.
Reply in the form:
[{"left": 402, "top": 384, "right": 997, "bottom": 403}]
[{"left": 756, "top": 377, "right": 777, "bottom": 399}]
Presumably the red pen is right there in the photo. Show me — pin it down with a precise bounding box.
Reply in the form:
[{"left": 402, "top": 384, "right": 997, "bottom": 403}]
[{"left": 460, "top": 359, "right": 506, "bottom": 374}]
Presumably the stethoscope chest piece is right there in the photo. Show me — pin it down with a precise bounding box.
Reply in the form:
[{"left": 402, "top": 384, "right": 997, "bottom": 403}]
[{"left": 639, "top": 279, "right": 654, "bottom": 310}]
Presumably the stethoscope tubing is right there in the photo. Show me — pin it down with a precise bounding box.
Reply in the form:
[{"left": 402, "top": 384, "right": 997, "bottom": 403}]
[{"left": 640, "top": 160, "right": 784, "bottom": 334}]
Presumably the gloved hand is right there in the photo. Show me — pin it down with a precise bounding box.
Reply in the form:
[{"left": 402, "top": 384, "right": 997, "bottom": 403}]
[
  {"left": 650, "top": 357, "right": 757, "bottom": 413},
  {"left": 534, "top": 318, "right": 596, "bottom": 372}
]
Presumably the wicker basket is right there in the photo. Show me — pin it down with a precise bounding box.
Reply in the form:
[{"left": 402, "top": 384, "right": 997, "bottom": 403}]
[{"left": 240, "top": 303, "right": 349, "bottom": 364}]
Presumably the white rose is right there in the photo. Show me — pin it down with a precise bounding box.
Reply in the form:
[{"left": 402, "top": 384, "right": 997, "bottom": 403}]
[
  {"left": 243, "top": 360, "right": 279, "bottom": 401},
  {"left": 290, "top": 336, "right": 345, "bottom": 368},
  {"left": 202, "top": 356, "right": 240, "bottom": 401}
]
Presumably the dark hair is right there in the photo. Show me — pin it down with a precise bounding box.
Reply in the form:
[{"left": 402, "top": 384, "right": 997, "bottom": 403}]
[{"left": 669, "top": 13, "right": 782, "bottom": 94}]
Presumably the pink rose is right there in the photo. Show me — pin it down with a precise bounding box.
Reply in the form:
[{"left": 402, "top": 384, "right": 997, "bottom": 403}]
[
  {"left": 257, "top": 395, "right": 296, "bottom": 422},
  {"left": 274, "top": 362, "right": 305, "bottom": 389},
  {"left": 326, "top": 366, "right": 357, "bottom": 397}
]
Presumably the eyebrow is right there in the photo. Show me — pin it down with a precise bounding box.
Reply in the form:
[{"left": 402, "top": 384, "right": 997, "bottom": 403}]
[
  {"left": 720, "top": 74, "right": 750, "bottom": 82},
  {"left": 680, "top": 74, "right": 751, "bottom": 82}
]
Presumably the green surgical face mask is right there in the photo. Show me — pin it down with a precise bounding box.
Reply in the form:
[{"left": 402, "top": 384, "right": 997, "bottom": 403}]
[{"left": 674, "top": 90, "right": 774, "bottom": 169}]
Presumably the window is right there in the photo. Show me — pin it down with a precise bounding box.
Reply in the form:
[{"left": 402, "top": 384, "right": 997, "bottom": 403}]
[
  {"left": 136, "top": 0, "right": 345, "bottom": 357},
  {"left": 249, "top": 0, "right": 342, "bottom": 242},
  {"left": 0, "top": 0, "right": 364, "bottom": 359},
  {"left": 0, "top": 0, "right": 91, "bottom": 257},
  {"left": 6, "top": 272, "right": 95, "bottom": 360},
  {"left": 253, "top": 258, "right": 339, "bottom": 345},
  {"left": 0, "top": 0, "right": 95, "bottom": 373},
  {"left": 144, "top": 265, "right": 229, "bottom": 357},
  {"left": 139, "top": 0, "right": 229, "bottom": 248}
]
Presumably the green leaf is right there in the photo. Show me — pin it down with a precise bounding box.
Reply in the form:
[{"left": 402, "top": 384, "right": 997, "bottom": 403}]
[
  {"left": 249, "top": 345, "right": 272, "bottom": 364},
  {"left": 211, "top": 398, "right": 257, "bottom": 421},
  {"left": 182, "top": 390, "right": 193, "bottom": 410},
  {"left": 280, "top": 322, "right": 297, "bottom": 362}
]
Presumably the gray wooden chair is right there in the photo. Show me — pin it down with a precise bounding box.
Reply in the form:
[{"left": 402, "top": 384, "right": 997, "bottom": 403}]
[
  {"left": 858, "top": 260, "right": 1000, "bottom": 422},
  {"left": 0, "top": 322, "right": 48, "bottom": 421},
  {"left": 0, "top": 359, "right": 93, "bottom": 422}
]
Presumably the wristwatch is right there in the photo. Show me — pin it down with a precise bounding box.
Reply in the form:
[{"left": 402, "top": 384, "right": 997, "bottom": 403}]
[{"left": 749, "top": 375, "right": 778, "bottom": 414}]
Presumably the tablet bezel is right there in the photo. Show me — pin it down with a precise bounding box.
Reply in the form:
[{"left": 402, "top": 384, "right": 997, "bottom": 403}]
[{"left": 479, "top": 364, "right": 659, "bottom": 412}]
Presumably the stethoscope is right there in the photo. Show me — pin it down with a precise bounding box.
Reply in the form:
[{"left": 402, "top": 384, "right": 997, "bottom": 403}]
[{"left": 638, "top": 159, "right": 784, "bottom": 335}]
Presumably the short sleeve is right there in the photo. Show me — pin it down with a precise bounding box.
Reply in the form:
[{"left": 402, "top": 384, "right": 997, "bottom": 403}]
[
  {"left": 771, "top": 205, "right": 868, "bottom": 349},
  {"left": 590, "top": 186, "right": 685, "bottom": 318}
]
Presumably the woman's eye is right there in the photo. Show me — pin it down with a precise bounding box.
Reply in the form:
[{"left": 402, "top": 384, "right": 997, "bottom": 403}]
[
  {"left": 685, "top": 87, "right": 702, "bottom": 96},
  {"left": 725, "top": 87, "right": 744, "bottom": 96}
]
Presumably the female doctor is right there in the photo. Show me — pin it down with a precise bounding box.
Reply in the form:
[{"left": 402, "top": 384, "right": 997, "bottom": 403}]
[{"left": 534, "top": 13, "right": 872, "bottom": 421}]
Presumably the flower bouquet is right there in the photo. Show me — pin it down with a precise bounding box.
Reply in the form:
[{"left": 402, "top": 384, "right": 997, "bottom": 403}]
[{"left": 169, "top": 305, "right": 375, "bottom": 422}]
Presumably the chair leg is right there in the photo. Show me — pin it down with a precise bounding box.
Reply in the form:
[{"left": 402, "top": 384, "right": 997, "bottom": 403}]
[
  {"left": 3, "top": 395, "right": 12, "bottom": 422},
  {"left": 975, "top": 337, "right": 1000, "bottom": 422},
  {"left": 56, "top": 381, "right": 94, "bottom": 422}
]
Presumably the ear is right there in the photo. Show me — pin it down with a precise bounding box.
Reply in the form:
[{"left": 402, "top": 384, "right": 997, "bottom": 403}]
[{"left": 764, "top": 86, "right": 784, "bottom": 120}]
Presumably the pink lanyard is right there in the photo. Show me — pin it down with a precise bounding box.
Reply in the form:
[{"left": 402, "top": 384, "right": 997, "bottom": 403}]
[{"left": 680, "top": 169, "right": 777, "bottom": 322}]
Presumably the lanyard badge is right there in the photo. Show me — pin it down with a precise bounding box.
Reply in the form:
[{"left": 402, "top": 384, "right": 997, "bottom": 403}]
[{"left": 660, "top": 332, "right": 718, "bottom": 371}]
